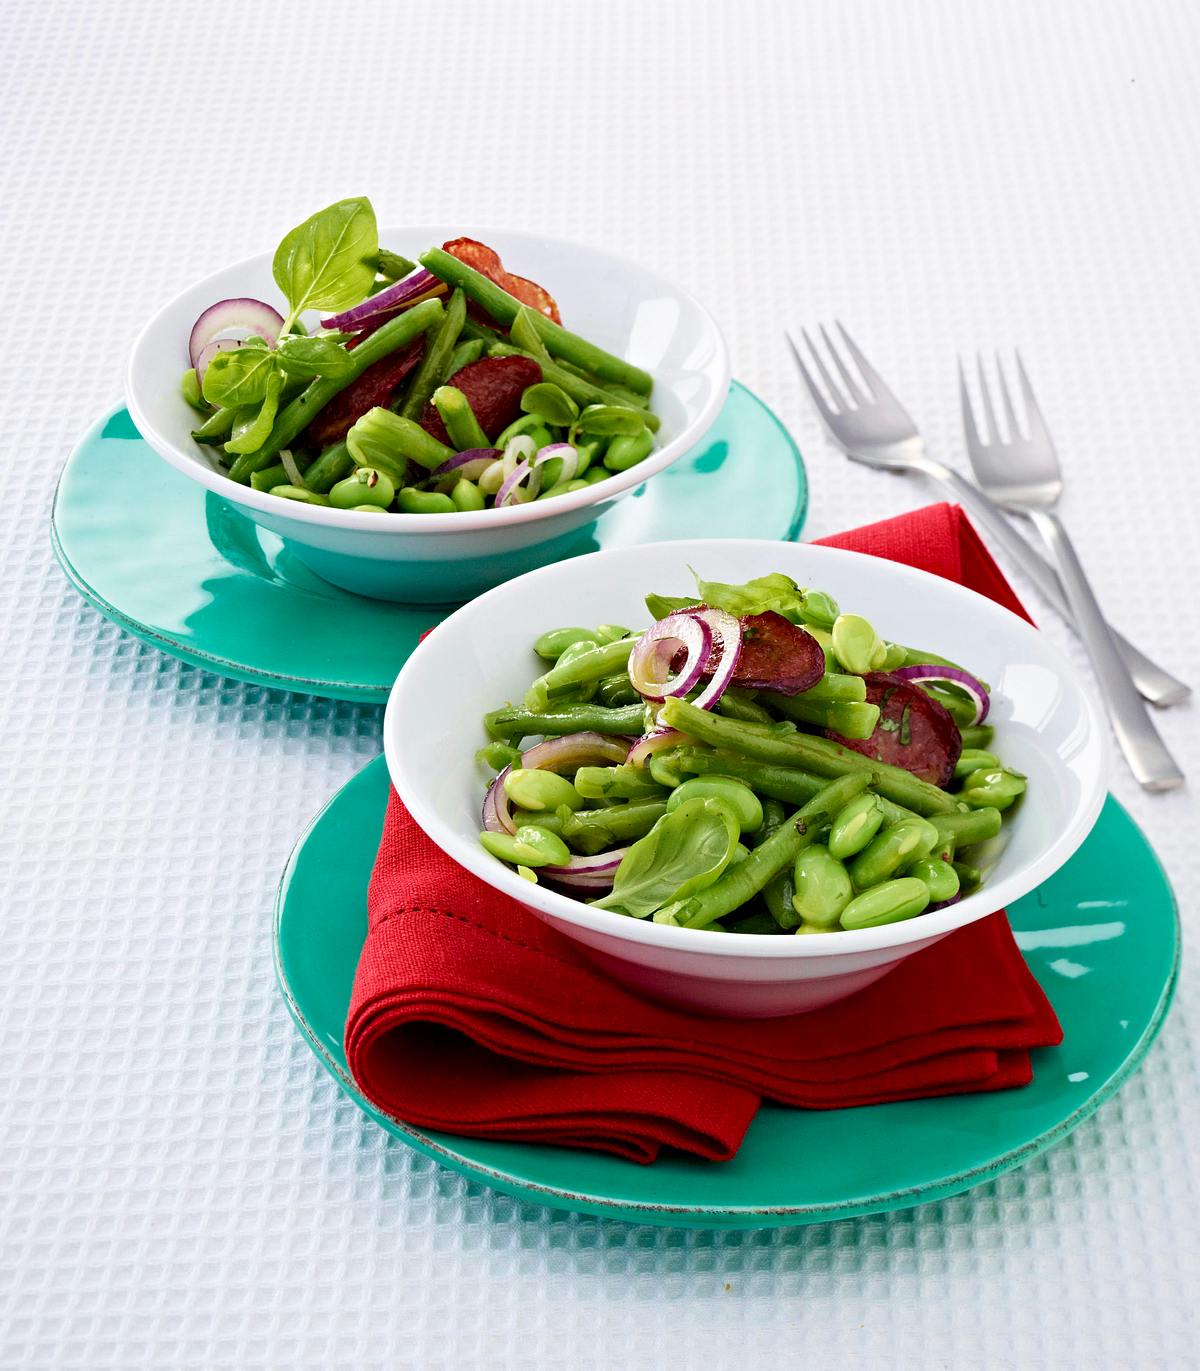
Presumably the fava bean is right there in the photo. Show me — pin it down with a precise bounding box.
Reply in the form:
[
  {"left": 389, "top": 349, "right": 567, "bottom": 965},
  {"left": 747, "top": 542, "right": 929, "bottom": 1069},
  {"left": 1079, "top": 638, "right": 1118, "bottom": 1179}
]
[
  {"left": 959, "top": 724, "right": 995, "bottom": 750},
  {"left": 397, "top": 487, "right": 456, "bottom": 514},
  {"left": 477, "top": 458, "right": 505, "bottom": 495},
  {"left": 563, "top": 801, "right": 669, "bottom": 853},
  {"left": 505, "top": 768, "right": 583, "bottom": 812},
  {"left": 666, "top": 776, "right": 764, "bottom": 833},
  {"left": 480, "top": 825, "right": 570, "bottom": 867},
  {"left": 961, "top": 768, "right": 1027, "bottom": 811},
  {"left": 534, "top": 626, "right": 598, "bottom": 660},
  {"left": 603, "top": 429, "right": 655, "bottom": 471},
  {"left": 329, "top": 466, "right": 395, "bottom": 510},
  {"left": 476, "top": 741, "right": 521, "bottom": 774},
  {"left": 831, "top": 613, "right": 887, "bottom": 674},
  {"left": 953, "top": 861, "right": 983, "bottom": 894},
  {"left": 840, "top": 877, "right": 931, "bottom": 930},
  {"left": 827, "top": 792, "right": 885, "bottom": 860},
  {"left": 596, "top": 673, "right": 640, "bottom": 707},
  {"left": 451, "top": 477, "right": 485, "bottom": 512},
  {"left": 573, "top": 765, "right": 668, "bottom": 802},
  {"left": 348, "top": 407, "right": 455, "bottom": 473},
  {"left": 954, "top": 749, "right": 1001, "bottom": 779},
  {"left": 907, "top": 856, "right": 961, "bottom": 903},
  {"left": 268, "top": 485, "right": 331, "bottom": 505},
  {"left": 848, "top": 818, "right": 939, "bottom": 889},
  {"left": 791, "top": 846, "right": 853, "bottom": 928}
]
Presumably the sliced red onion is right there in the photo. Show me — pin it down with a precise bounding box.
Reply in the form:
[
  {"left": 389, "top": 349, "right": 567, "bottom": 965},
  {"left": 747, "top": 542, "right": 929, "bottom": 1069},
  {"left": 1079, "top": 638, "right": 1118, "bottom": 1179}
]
[
  {"left": 194, "top": 337, "right": 241, "bottom": 386},
  {"left": 929, "top": 894, "right": 962, "bottom": 912},
  {"left": 686, "top": 607, "right": 743, "bottom": 711},
  {"left": 496, "top": 457, "right": 542, "bottom": 508},
  {"left": 540, "top": 848, "right": 629, "bottom": 890},
  {"left": 522, "top": 732, "right": 632, "bottom": 771},
  {"left": 431, "top": 447, "right": 501, "bottom": 480},
  {"left": 893, "top": 665, "right": 990, "bottom": 725},
  {"left": 627, "top": 728, "right": 688, "bottom": 769},
  {"left": 188, "top": 297, "right": 283, "bottom": 370},
  {"left": 320, "top": 268, "right": 442, "bottom": 331},
  {"left": 628, "top": 612, "right": 712, "bottom": 703},
  {"left": 534, "top": 442, "right": 579, "bottom": 483},
  {"left": 279, "top": 448, "right": 304, "bottom": 487},
  {"left": 481, "top": 765, "right": 517, "bottom": 835}
]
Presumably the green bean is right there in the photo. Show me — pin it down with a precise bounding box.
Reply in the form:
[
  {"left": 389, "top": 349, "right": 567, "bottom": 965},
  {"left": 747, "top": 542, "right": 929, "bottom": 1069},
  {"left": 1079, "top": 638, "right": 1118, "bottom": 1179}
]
[
  {"left": 831, "top": 613, "right": 887, "bottom": 674},
  {"left": 397, "top": 488, "right": 455, "bottom": 514},
  {"left": 596, "top": 674, "right": 640, "bottom": 707},
  {"left": 929, "top": 807, "right": 1003, "bottom": 846},
  {"left": 448, "top": 337, "right": 484, "bottom": 373},
  {"left": 848, "top": 819, "right": 939, "bottom": 889},
  {"left": 365, "top": 249, "right": 417, "bottom": 282},
  {"left": 716, "top": 690, "right": 774, "bottom": 724},
  {"left": 573, "top": 765, "right": 668, "bottom": 802},
  {"left": 603, "top": 430, "right": 655, "bottom": 471},
  {"left": 533, "top": 626, "right": 596, "bottom": 660},
  {"left": 907, "top": 856, "right": 960, "bottom": 904},
  {"left": 659, "top": 698, "right": 957, "bottom": 816},
  {"left": 329, "top": 466, "right": 395, "bottom": 510},
  {"left": 303, "top": 441, "right": 355, "bottom": 493},
  {"left": 250, "top": 455, "right": 313, "bottom": 492},
  {"left": 526, "top": 638, "right": 637, "bottom": 710},
  {"left": 399, "top": 287, "right": 467, "bottom": 421},
  {"left": 562, "top": 801, "right": 668, "bottom": 853},
  {"left": 484, "top": 701, "right": 644, "bottom": 740},
  {"left": 268, "top": 485, "right": 331, "bottom": 506},
  {"left": 763, "top": 859, "right": 799, "bottom": 928},
  {"left": 827, "top": 792, "right": 885, "bottom": 860},
  {"left": 486, "top": 343, "right": 661, "bottom": 431},
  {"left": 191, "top": 406, "right": 237, "bottom": 444},
  {"left": 961, "top": 768, "right": 1027, "bottom": 812},
  {"left": 666, "top": 776, "right": 763, "bottom": 833},
  {"left": 959, "top": 724, "right": 995, "bottom": 751},
  {"left": 432, "top": 384, "right": 490, "bottom": 451},
  {"left": 476, "top": 740, "right": 521, "bottom": 775},
  {"left": 764, "top": 696, "right": 881, "bottom": 739},
  {"left": 648, "top": 750, "right": 688, "bottom": 789},
  {"left": 840, "top": 877, "right": 930, "bottom": 930},
  {"left": 725, "top": 910, "right": 780, "bottom": 935},
  {"left": 510, "top": 305, "right": 554, "bottom": 362},
  {"left": 348, "top": 408, "right": 455, "bottom": 472},
  {"left": 505, "top": 768, "right": 583, "bottom": 812},
  {"left": 764, "top": 672, "right": 866, "bottom": 709},
  {"left": 791, "top": 845, "right": 853, "bottom": 928},
  {"left": 954, "top": 749, "right": 1000, "bottom": 779},
  {"left": 669, "top": 774, "right": 871, "bottom": 930},
  {"left": 952, "top": 861, "right": 983, "bottom": 894},
  {"left": 593, "top": 623, "right": 632, "bottom": 645},
  {"left": 421, "top": 246, "right": 654, "bottom": 395},
  {"left": 228, "top": 298, "right": 444, "bottom": 479}
]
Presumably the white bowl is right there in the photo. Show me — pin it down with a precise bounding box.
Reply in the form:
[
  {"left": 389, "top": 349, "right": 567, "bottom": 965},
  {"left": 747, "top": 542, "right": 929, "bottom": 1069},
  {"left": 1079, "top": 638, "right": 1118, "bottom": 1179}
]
[
  {"left": 384, "top": 538, "right": 1110, "bottom": 1018},
  {"left": 125, "top": 226, "right": 730, "bottom": 602}
]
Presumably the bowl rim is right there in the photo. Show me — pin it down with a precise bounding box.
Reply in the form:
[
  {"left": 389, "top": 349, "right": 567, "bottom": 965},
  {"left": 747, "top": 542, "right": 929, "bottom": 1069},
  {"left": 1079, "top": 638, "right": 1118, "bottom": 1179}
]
[
  {"left": 124, "top": 224, "right": 731, "bottom": 537},
  {"left": 384, "top": 537, "right": 1111, "bottom": 960}
]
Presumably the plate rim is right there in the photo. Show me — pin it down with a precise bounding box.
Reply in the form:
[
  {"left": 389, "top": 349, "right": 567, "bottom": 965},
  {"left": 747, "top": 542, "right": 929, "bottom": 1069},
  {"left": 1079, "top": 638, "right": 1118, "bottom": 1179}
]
[
  {"left": 50, "top": 383, "right": 807, "bottom": 704},
  {"left": 272, "top": 754, "right": 1180, "bottom": 1227}
]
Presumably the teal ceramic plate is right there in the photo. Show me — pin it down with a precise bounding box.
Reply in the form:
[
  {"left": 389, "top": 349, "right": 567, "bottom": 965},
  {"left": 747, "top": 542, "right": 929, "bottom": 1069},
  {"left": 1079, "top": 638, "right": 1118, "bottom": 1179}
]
[
  {"left": 51, "top": 383, "right": 806, "bottom": 703},
  {"left": 275, "top": 756, "right": 1178, "bottom": 1229}
]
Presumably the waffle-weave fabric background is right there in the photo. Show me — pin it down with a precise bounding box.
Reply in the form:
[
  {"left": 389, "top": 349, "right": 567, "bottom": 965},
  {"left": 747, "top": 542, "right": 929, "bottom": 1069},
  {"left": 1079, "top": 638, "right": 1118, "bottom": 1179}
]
[{"left": 2, "top": 1, "right": 1197, "bottom": 1366}]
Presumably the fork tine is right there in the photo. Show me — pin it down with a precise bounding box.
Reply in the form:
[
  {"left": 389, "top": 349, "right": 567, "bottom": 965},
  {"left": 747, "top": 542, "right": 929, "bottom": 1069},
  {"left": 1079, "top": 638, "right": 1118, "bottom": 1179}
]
[
  {"left": 834, "top": 321, "right": 892, "bottom": 403},
  {"left": 800, "top": 326, "right": 847, "bottom": 412},
  {"left": 1015, "top": 351, "right": 1054, "bottom": 443},
  {"left": 958, "top": 358, "right": 983, "bottom": 452},
  {"left": 785, "top": 329, "right": 840, "bottom": 426},
  {"left": 975, "top": 352, "right": 1001, "bottom": 445},
  {"left": 819, "top": 323, "right": 865, "bottom": 405},
  {"left": 994, "top": 351, "right": 1022, "bottom": 442}
]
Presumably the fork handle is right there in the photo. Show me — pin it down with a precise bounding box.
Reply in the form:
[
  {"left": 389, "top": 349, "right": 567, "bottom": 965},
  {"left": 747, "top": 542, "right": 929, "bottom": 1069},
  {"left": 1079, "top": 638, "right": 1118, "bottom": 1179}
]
[
  {"left": 929, "top": 466, "right": 1190, "bottom": 707},
  {"left": 1028, "top": 511, "right": 1184, "bottom": 791}
]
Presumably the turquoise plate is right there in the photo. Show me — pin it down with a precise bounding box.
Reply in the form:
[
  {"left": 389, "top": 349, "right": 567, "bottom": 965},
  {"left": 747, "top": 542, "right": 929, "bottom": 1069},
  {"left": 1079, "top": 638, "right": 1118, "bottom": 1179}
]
[
  {"left": 275, "top": 756, "right": 1179, "bottom": 1229},
  {"left": 51, "top": 383, "right": 806, "bottom": 703}
]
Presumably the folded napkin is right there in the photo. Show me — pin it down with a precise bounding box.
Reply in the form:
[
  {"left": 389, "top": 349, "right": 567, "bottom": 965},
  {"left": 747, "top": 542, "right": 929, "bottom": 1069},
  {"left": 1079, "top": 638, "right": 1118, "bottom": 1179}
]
[{"left": 345, "top": 503, "right": 1062, "bottom": 1163}]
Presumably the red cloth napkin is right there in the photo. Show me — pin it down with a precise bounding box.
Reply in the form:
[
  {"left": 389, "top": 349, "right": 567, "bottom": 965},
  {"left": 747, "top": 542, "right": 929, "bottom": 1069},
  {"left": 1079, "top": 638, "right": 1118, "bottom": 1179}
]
[{"left": 345, "top": 503, "right": 1062, "bottom": 1164}]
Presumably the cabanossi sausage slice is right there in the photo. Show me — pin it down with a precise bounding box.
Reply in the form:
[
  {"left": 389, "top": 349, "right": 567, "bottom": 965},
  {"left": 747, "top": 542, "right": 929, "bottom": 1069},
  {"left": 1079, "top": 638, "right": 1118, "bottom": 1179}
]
[{"left": 827, "top": 671, "right": 962, "bottom": 787}]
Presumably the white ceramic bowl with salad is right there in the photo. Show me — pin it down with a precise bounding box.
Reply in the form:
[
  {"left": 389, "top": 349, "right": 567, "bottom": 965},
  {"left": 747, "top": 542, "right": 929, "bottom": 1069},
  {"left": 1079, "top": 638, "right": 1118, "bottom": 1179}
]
[
  {"left": 125, "top": 201, "right": 730, "bottom": 603},
  {"left": 384, "top": 538, "right": 1109, "bottom": 1018}
]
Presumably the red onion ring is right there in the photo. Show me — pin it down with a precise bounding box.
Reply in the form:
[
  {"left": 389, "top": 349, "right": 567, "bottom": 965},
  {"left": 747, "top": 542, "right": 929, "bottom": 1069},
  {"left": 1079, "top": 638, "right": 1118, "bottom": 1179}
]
[
  {"left": 626, "top": 729, "right": 688, "bottom": 769},
  {"left": 320, "top": 268, "right": 443, "bottom": 331},
  {"left": 534, "top": 442, "right": 579, "bottom": 483},
  {"left": 628, "top": 612, "right": 713, "bottom": 703},
  {"left": 686, "top": 607, "right": 743, "bottom": 711},
  {"left": 481, "top": 765, "right": 517, "bottom": 835},
  {"left": 188, "top": 297, "right": 283, "bottom": 370},
  {"left": 540, "top": 848, "right": 629, "bottom": 890},
  {"left": 522, "top": 733, "right": 632, "bottom": 771},
  {"left": 194, "top": 337, "right": 241, "bottom": 387},
  {"left": 892, "top": 665, "right": 990, "bottom": 725},
  {"left": 431, "top": 448, "right": 502, "bottom": 479}
]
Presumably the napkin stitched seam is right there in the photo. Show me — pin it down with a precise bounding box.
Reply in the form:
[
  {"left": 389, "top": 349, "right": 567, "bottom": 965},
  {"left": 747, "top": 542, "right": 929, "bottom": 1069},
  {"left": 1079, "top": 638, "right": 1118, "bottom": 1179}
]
[{"left": 375, "top": 906, "right": 570, "bottom": 966}]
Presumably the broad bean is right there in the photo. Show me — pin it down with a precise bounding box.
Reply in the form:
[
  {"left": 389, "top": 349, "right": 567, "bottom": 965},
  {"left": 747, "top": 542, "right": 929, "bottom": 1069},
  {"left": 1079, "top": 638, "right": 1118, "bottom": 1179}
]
[{"left": 840, "top": 877, "right": 931, "bottom": 930}]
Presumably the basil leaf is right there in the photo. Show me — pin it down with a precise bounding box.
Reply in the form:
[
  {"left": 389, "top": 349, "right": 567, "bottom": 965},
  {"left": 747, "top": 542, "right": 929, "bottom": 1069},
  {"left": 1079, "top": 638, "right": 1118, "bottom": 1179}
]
[
  {"left": 223, "top": 368, "right": 283, "bottom": 456},
  {"left": 276, "top": 333, "right": 356, "bottom": 381},
  {"left": 272, "top": 197, "right": 378, "bottom": 324},
  {"left": 591, "top": 797, "right": 739, "bottom": 919},
  {"left": 644, "top": 592, "right": 700, "bottom": 621},
  {"left": 201, "top": 346, "right": 279, "bottom": 409}
]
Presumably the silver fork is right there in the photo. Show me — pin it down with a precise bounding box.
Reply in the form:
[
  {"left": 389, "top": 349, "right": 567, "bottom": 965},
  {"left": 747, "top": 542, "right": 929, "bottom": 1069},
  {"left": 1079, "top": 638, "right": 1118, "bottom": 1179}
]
[
  {"left": 785, "top": 323, "right": 1189, "bottom": 707},
  {"left": 961, "top": 353, "right": 1183, "bottom": 791}
]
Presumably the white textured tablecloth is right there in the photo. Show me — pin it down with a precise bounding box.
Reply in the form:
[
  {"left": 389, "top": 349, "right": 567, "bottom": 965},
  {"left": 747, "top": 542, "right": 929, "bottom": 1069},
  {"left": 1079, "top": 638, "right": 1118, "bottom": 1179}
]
[{"left": 2, "top": 1, "right": 1197, "bottom": 1366}]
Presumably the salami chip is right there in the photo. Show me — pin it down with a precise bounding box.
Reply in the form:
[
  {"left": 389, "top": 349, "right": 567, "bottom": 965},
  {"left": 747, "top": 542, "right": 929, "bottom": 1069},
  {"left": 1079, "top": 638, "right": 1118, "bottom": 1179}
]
[
  {"left": 301, "top": 337, "right": 424, "bottom": 450},
  {"left": 728, "top": 611, "right": 825, "bottom": 694},
  {"left": 443, "top": 237, "right": 562, "bottom": 324},
  {"left": 829, "top": 671, "right": 963, "bottom": 787},
  {"left": 420, "top": 354, "right": 542, "bottom": 444}
]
